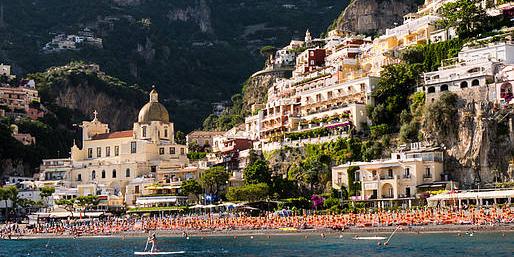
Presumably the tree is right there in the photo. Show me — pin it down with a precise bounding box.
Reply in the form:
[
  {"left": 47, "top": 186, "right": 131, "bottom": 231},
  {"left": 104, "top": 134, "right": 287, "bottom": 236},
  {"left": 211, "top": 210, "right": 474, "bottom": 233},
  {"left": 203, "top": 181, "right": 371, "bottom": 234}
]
[
  {"left": 181, "top": 179, "right": 203, "bottom": 203},
  {"left": 347, "top": 166, "right": 361, "bottom": 197},
  {"left": 55, "top": 198, "right": 75, "bottom": 217},
  {"left": 370, "top": 63, "right": 421, "bottom": 128},
  {"left": 200, "top": 166, "right": 229, "bottom": 196},
  {"left": 40, "top": 186, "right": 55, "bottom": 209},
  {"left": 175, "top": 131, "right": 186, "bottom": 145},
  {"left": 243, "top": 159, "right": 272, "bottom": 185},
  {"left": 259, "top": 45, "right": 277, "bottom": 58},
  {"left": 438, "top": 0, "right": 487, "bottom": 39},
  {"left": 0, "top": 186, "right": 18, "bottom": 220},
  {"left": 226, "top": 183, "right": 270, "bottom": 202},
  {"left": 76, "top": 195, "right": 100, "bottom": 215}
]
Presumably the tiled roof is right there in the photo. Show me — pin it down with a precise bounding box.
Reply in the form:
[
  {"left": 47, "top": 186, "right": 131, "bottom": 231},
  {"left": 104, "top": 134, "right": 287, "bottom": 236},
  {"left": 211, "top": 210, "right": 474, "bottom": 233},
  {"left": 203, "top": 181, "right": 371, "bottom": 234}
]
[
  {"left": 91, "top": 130, "right": 133, "bottom": 140},
  {"left": 187, "top": 131, "right": 225, "bottom": 137}
]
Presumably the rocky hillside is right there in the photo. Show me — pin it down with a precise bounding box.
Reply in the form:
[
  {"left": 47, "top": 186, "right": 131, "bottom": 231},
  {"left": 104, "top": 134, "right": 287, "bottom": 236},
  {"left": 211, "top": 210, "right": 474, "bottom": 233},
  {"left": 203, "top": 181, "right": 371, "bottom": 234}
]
[
  {"left": 29, "top": 62, "right": 146, "bottom": 131},
  {"left": 422, "top": 90, "right": 513, "bottom": 187},
  {"left": 329, "top": 0, "right": 423, "bottom": 35},
  {"left": 242, "top": 68, "right": 293, "bottom": 113},
  {"left": 0, "top": 0, "right": 349, "bottom": 131}
]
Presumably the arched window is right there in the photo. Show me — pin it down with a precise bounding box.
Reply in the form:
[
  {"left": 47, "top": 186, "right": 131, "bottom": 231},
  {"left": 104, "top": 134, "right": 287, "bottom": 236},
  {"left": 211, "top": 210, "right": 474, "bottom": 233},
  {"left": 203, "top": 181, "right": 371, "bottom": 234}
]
[
  {"left": 427, "top": 87, "right": 435, "bottom": 93},
  {"left": 77, "top": 174, "right": 82, "bottom": 181},
  {"left": 112, "top": 169, "right": 117, "bottom": 178},
  {"left": 440, "top": 84, "right": 449, "bottom": 91},
  {"left": 91, "top": 170, "right": 96, "bottom": 180},
  {"left": 126, "top": 168, "right": 131, "bottom": 178},
  {"left": 101, "top": 170, "right": 106, "bottom": 179},
  {"left": 460, "top": 81, "right": 468, "bottom": 88},
  {"left": 472, "top": 79, "right": 480, "bottom": 86}
]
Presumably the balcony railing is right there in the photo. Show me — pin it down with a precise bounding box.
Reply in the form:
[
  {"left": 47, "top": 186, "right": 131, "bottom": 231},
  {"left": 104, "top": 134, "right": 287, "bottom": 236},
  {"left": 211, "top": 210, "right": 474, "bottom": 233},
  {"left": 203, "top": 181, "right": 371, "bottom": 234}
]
[{"left": 423, "top": 174, "right": 432, "bottom": 179}]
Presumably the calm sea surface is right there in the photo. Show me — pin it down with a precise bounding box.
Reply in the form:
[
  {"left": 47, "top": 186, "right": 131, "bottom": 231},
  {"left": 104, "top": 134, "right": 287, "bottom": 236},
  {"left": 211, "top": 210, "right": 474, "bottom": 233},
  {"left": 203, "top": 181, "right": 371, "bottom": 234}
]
[{"left": 1, "top": 232, "right": 513, "bottom": 257}]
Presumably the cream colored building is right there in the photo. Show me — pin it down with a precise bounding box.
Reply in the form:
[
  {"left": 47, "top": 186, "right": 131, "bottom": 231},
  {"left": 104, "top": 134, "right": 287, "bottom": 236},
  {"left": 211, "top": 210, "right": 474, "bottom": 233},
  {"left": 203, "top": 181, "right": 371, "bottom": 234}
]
[
  {"left": 40, "top": 89, "right": 190, "bottom": 206},
  {"left": 332, "top": 144, "right": 448, "bottom": 208}
]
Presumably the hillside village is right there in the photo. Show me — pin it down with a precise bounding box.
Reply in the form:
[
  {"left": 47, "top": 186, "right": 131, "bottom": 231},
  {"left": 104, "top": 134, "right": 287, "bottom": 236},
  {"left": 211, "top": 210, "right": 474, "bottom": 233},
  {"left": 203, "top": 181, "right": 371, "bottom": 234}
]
[{"left": 2, "top": 0, "right": 514, "bottom": 218}]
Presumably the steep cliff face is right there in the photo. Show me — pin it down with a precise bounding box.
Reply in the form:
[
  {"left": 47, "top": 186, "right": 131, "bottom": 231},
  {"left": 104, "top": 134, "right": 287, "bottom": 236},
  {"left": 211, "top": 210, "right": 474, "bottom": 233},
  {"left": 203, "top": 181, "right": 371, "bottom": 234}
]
[
  {"left": 32, "top": 63, "right": 146, "bottom": 131},
  {"left": 167, "top": 0, "right": 213, "bottom": 33},
  {"left": 423, "top": 89, "right": 513, "bottom": 187},
  {"left": 54, "top": 84, "right": 142, "bottom": 131},
  {"left": 242, "top": 69, "right": 293, "bottom": 112},
  {"left": 331, "top": 0, "right": 422, "bottom": 35}
]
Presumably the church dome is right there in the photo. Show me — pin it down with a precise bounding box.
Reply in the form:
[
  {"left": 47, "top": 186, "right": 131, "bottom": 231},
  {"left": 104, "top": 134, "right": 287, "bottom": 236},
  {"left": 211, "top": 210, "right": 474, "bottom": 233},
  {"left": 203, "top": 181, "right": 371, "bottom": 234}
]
[{"left": 137, "top": 88, "right": 170, "bottom": 123}]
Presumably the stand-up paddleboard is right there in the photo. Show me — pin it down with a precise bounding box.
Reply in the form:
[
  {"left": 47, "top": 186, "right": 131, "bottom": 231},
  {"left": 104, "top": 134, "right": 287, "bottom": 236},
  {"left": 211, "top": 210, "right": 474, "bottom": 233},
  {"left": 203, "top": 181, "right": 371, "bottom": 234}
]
[
  {"left": 134, "top": 251, "right": 185, "bottom": 255},
  {"left": 353, "top": 236, "right": 387, "bottom": 240}
]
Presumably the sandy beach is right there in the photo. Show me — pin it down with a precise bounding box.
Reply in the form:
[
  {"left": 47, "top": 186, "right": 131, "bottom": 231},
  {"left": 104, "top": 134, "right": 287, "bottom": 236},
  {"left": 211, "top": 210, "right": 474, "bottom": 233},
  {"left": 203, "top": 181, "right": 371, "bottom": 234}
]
[{"left": 14, "top": 223, "right": 514, "bottom": 240}]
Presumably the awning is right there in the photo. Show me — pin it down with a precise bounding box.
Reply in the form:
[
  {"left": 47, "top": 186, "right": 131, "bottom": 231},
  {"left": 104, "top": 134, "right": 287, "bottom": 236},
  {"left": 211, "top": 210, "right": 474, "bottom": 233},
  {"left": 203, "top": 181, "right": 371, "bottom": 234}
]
[
  {"left": 136, "top": 196, "right": 187, "bottom": 205},
  {"left": 428, "top": 189, "right": 514, "bottom": 201},
  {"left": 417, "top": 183, "right": 448, "bottom": 189}
]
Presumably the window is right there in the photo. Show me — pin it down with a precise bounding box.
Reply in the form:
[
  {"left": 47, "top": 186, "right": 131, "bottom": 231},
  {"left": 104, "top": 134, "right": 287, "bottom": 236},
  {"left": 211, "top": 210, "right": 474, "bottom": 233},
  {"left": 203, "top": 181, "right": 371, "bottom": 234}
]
[
  {"left": 424, "top": 168, "right": 431, "bottom": 178},
  {"left": 460, "top": 81, "right": 468, "bottom": 88},
  {"left": 180, "top": 148, "right": 185, "bottom": 155},
  {"left": 427, "top": 86, "right": 435, "bottom": 93},
  {"left": 142, "top": 126, "right": 147, "bottom": 137},
  {"left": 387, "top": 169, "right": 393, "bottom": 178},
  {"left": 151, "top": 166, "right": 157, "bottom": 173},
  {"left": 106, "top": 146, "right": 110, "bottom": 157},
  {"left": 310, "top": 51, "right": 314, "bottom": 57},
  {"left": 130, "top": 142, "right": 137, "bottom": 153},
  {"left": 92, "top": 170, "right": 96, "bottom": 180},
  {"left": 97, "top": 147, "right": 101, "bottom": 158},
  {"left": 159, "top": 147, "right": 165, "bottom": 155},
  {"left": 472, "top": 79, "right": 480, "bottom": 86},
  {"left": 114, "top": 146, "right": 119, "bottom": 156},
  {"left": 101, "top": 170, "right": 106, "bottom": 179},
  {"left": 170, "top": 147, "right": 175, "bottom": 154},
  {"left": 135, "top": 185, "right": 140, "bottom": 194},
  {"left": 440, "top": 84, "right": 448, "bottom": 91},
  {"left": 164, "top": 129, "right": 168, "bottom": 138},
  {"left": 404, "top": 168, "right": 410, "bottom": 178},
  {"left": 310, "top": 60, "right": 315, "bottom": 65},
  {"left": 126, "top": 168, "right": 131, "bottom": 178},
  {"left": 406, "top": 187, "right": 411, "bottom": 197},
  {"left": 88, "top": 148, "right": 93, "bottom": 158},
  {"left": 112, "top": 169, "right": 116, "bottom": 178},
  {"left": 77, "top": 174, "right": 82, "bottom": 181}
]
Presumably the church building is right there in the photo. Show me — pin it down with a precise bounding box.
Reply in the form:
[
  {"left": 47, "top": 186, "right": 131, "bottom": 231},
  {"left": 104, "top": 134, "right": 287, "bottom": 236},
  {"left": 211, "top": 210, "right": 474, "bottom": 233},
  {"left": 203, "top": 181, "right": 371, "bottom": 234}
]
[{"left": 40, "top": 88, "right": 191, "bottom": 206}]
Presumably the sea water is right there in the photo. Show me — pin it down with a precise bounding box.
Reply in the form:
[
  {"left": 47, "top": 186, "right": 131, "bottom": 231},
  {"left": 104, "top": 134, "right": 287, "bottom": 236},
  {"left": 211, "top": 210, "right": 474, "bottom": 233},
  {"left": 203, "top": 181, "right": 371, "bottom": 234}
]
[{"left": 1, "top": 232, "right": 513, "bottom": 257}]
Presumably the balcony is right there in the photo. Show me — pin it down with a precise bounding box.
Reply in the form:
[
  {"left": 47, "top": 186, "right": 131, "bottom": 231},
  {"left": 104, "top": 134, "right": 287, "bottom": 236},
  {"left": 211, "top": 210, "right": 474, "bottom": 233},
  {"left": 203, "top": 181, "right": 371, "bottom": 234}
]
[
  {"left": 423, "top": 174, "right": 432, "bottom": 179},
  {"left": 402, "top": 174, "right": 411, "bottom": 179}
]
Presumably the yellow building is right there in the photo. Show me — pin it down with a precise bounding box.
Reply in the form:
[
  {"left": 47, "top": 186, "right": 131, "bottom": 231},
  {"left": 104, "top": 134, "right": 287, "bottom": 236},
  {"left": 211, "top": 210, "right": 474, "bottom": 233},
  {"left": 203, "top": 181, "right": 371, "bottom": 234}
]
[
  {"left": 332, "top": 144, "right": 449, "bottom": 208},
  {"left": 40, "top": 88, "right": 190, "bottom": 206}
]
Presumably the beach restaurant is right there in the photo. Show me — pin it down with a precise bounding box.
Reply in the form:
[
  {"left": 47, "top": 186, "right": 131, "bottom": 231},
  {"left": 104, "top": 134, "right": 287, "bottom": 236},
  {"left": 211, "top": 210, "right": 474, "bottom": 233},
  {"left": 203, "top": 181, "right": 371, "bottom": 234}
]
[{"left": 427, "top": 189, "right": 514, "bottom": 207}]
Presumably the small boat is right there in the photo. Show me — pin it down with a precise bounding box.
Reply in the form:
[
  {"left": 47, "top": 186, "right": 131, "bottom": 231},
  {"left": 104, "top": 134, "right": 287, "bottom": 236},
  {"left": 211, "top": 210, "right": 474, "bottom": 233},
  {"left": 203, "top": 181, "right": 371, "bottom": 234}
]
[
  {"left": 134, "top": 251, "right": 185, "bottom": 255},
  {"left": 353, "top": 236, "right": 387, "bottom": 240}
]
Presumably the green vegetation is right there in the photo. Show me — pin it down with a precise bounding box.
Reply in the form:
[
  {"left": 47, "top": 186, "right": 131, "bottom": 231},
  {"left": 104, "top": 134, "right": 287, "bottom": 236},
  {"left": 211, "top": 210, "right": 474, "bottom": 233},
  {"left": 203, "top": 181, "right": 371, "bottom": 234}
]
[
  {"left": 187, "top": 152, "right": 207, "bottom": 160},
  {"left": 399, "top": 92, "right": 426, "bottom": 143},
  {"left": 244, "top": 159, "right": 272, "bottom": 185},
  {"left": 438, "top": 0, "right": 510, "bottom": 40},
  {"left": 202, "top": 94, "right": 245, "bottom": 131},
  {"left": 0, "top": 186, "right": 19, "bottom": 220},
  {"left": 226, "top": 183, "right": 270, "bottom": 202},
  {"left": 200, "top": 166, "right": 230, "bottom": 196},
  {"left": 180, "top": 179, "right": 203, "bottom": 202},
  {"left": 285, "top": 127, "right": 329, "bottom": 140},
  {"left": 422, "top": 92, "right": 459, "bottom": 140}
]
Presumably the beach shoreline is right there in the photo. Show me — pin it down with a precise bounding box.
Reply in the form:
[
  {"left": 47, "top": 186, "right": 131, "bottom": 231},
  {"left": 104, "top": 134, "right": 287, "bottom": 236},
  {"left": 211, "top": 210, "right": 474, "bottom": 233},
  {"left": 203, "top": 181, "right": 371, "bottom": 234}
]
[{"left": 14, "top": 224, "right": 514, "bottom": 240}]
